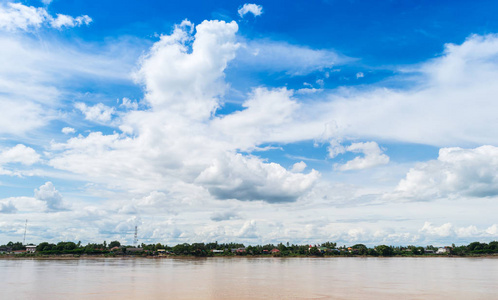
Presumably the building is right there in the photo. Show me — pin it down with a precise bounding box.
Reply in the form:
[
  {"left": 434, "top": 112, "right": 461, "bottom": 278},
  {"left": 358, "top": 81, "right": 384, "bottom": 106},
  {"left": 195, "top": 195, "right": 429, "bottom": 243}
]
[
  {"left": 437, "top": 247, "right": 451, "bottom": 254},
  {"left": 26, "top": 245, "right": 37, "bottom": 253},
  {"left": 231, "top": 247, "right": 246, "bottom": 253},
  {"left": 0, "top": 247, "right": 12, "bottom": 254}
]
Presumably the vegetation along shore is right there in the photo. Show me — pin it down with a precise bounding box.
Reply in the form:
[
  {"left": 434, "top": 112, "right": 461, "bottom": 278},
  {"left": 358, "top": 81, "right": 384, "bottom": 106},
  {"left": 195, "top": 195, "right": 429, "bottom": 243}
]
[{"left": 2, "top": 240, "right": 498, "bottom": 258}]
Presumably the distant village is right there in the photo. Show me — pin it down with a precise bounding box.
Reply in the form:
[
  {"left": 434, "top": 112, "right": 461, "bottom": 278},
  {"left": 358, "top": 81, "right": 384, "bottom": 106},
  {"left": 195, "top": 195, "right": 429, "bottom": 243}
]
[{"left": 1, "top": 240, "right": 497, "bottom": 257}]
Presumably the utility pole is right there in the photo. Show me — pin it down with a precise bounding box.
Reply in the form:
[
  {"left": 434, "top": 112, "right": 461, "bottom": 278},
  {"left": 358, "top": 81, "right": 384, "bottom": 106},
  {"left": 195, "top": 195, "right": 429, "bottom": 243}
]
[
  {"left": 23, "top": 219, "right": 28, "bottom": 245},
  {"left": 134, "top": 225, "right": 138, "bottom": 247}
]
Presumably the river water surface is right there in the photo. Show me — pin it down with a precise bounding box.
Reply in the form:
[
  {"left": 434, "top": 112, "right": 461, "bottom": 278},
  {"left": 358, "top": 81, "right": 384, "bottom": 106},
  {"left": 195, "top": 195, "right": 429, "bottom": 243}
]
[{"left": 1, "top": 257, "right": 497, "bottom": 299}]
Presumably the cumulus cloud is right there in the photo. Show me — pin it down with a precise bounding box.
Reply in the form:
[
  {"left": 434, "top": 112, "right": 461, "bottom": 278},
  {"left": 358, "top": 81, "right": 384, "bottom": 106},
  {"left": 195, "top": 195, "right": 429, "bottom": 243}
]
[
  {"left": 22, "top": 18, "right": 498, "bottom": 245},
  {"left": 290, "top": 161, "right": 307, "bottom": 173},
  {"left": 486, "top": 224, "right": 498, "bottom": 235},
  {"left": 238, "top": 3, "right": 263, "bottom": 18},
  {"left": 327, "top": 139, "right": 346, "bottom": 159},
  {"left": 237, "top": 220, "right": 258, "bottom": 238},
  {"left": 335, "top": 142, "right": 389, "bottom": 171},
  {"left": 62, "top": 127, "right": 76, "bottom": 134},
  {"left": 0, "top": 201, "right": 17, "bottom": 214},
  {"left": 0, "top": 2, "right": 91, "bottom": 31},
  {"left": 196, "top": 153, "right": 319, "bottom": 202},
  {"left": 419, "top": 222, "right": 453, "bottom": 237},
  {"left": 49, "top": 20, "right": 319, "bottom": 205},
  {"left": 120, "top": 97, "right": 139, "bottom": 110},
  {"left": 75, "top": 102, "right": 115, "bottom": 123},
  {"left": 211, "top": 210, "right": 241, "bottom": 222},
  {"left": 51, "top": 14, "right": 91, "bottom": 29},
  {"left": 135, "top": 19, "right": 239, "bottom": 120},
  {"left": 137, "top": 191, "right": 169, "bottom": 207},
  {"left": 0, "top": 144, "right": 40, "bottom": 165},
  {"left": 394, "top": 146, "right": 498, "bottom": 200},
  {"left": 212, "top": 87, "right": 300, "bottom": 150},
  {"left": 34, "top": 182, "right": 66, "bottom": 211},
  {"left": 419, "top": 222, "right": 498, "bottom": 240}
]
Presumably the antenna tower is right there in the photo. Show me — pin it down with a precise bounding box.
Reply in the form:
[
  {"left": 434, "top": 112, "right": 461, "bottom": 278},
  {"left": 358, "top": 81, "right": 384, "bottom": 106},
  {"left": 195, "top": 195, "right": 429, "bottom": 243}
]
[
  {"left": 23, "top": 219, "right": 28, "bottom": 245},
  {"left": 134, "top": 225, "right": 138, "bottom": 247}
]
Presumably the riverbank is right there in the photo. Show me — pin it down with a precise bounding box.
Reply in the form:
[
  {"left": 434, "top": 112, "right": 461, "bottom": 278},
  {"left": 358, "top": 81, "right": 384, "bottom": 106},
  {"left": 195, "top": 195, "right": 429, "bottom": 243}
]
[{"left": 2, "top": 253, "right": 498, "bottom": 260}]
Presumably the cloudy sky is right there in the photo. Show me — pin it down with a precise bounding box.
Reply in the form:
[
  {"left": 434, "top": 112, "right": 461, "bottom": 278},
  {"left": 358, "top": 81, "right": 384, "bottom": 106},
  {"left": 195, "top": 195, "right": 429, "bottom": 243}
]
[{"left": 1, "top": 0, "right": 498, "bottom": 247}]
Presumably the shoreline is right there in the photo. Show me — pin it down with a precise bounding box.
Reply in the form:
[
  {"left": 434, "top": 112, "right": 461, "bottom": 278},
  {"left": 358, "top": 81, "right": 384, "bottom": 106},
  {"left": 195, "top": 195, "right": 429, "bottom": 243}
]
[{"left": 2, "top": 254, "right": 497, "bottom": 260}]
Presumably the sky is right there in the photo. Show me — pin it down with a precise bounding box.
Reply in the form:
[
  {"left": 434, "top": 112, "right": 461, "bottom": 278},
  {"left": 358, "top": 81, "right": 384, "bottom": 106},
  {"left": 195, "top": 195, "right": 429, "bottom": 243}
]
[{"left": 1, "top": 0, "right": 498, "bottom": 247}]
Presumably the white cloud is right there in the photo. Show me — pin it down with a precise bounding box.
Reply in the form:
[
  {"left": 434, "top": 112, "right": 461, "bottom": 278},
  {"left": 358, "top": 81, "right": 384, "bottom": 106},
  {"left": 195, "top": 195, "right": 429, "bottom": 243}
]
[
  {"left": 212, "top": 87, "right": 300, "bottom": 150},
  {"left": 486, "top": 224, "right": 498, "bottom": 235},
  {"left": 0, "top": 201, "right": 17, "bottom": 214},
  {"left": 0, "top": 144, "right": 40, "bottom": 165},
  {"left": 295, "top": 88, "right": 323, "bottom": 94},
  {"left": 335, "top": 142, "right": 389, "bottom": 171},
  {"left": 290, "top": 161, "right": 307, "bottom": 173},
  {"left": 51, "top": 14, "right": 92, "bottom": 29},
  {"left": 34, "top": 182, "right": 66, "bottom": 211},
  {"left": 62, "top": 127, "right": 76, "bottom": 134},
  {"left": 120, "top": 97, "right": 139, "bottom": 110},
  {"left": 0, "top": 2, "right": 91, "bottom": 31},
  {"left": 0, "top": 2, "right": 48, "bottom": 31},
  {"left": 0, "top": 32, "right": 139, "bottom": 135},
  {"left": 394, "top": 146, "right": 498, "bottom": 200},
  {"left": 75, "top": 102, "right": 115, "bottom": 123},
  {"left": 311, "top": 34, "right": 498, "bottom": 147},
  {"left": 196, "top": 153, "right": 319, "bottom": 202},
  {"left": 238, "top": 4, "right": 263, "bottom": 18},
  {"left": 419, "top": 222, "right": 498, "bottom": 240},
  {"left": 49, "top": 20, "right": 320, "bottom": 205},
  {"left": 327, "top": 139, "right": 346, "bottom": 159},
  {"left": 420, "top": 222, "right": 453, "bottom": 237},
  {"left": 137, "top": 191, "right": 168, "bottom": 207},
  {"left": 356, "top": 72, "right": 364, "bottom": 78},
  {"left": 237, "top": 220, "right": 259, "bottom": 238},
  {"left": 135, "top": 19, "right": 239, "bottom": 120},
  {"left": 6, "top": 16, "right": 498, "bottom": 245},
  {"left": 237, "top": 39, "right": 352, "bottom": 75},
  {"left": 211, "top": 210, "right": 240, "bottom": 222}
]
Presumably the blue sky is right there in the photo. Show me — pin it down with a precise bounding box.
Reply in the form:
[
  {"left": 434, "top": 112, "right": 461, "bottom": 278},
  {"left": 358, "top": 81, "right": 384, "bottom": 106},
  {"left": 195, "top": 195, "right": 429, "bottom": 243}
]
[{"left": 1, "top": 0, "right": 498, "bottom": 246}]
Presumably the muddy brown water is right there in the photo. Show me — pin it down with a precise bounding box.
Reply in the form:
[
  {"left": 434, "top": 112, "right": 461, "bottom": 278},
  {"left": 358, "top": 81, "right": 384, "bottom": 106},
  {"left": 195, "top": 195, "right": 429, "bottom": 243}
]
[{"left": 1, "top": 257, "right": 497, "bottom": 299}]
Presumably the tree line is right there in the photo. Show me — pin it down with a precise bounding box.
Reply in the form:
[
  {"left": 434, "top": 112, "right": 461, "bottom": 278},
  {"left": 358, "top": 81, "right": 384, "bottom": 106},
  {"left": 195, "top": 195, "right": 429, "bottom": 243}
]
[{"left": 1, "top": 240, "right": 497, "bottom": 257}]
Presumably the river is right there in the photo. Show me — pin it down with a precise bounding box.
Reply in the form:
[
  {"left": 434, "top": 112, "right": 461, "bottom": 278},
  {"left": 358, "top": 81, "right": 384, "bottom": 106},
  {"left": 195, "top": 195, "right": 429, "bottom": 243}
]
[{"left": 1, "top": 257, "right": 497, "bottom": 299}]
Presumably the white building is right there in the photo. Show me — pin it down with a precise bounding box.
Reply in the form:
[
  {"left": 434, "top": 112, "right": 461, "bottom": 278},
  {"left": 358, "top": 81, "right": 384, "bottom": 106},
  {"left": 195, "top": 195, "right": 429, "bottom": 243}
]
[
  {"left": 437, "top": 247, "right": 450, "bottom": 254},
  {"left": 26, "top": 245, "right": 37, "bottom": 253}
]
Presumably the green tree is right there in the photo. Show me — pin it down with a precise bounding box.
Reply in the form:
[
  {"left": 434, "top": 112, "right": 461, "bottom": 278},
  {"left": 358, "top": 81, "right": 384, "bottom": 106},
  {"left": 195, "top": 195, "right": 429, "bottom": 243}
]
[
  {"left": 8, "top": 241, "right": 25, "bottom": 251},
  {"left": 321, "top": 242, "right": 337, "bottom": 249},
  {"left": 352, "top": 244, "right": 368, "bottom": 255},
  {"left": 109, "top": 241, "right": 121, "bottom": 248},
  {"left": 309, "top": 246, "right": 322, "bottom": 256},
  {"left": 64, "top": 242, "right": 77, "bottom": 251},
  {"left": 375, "top": 245, "right": 394, "bottom": 256}
]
